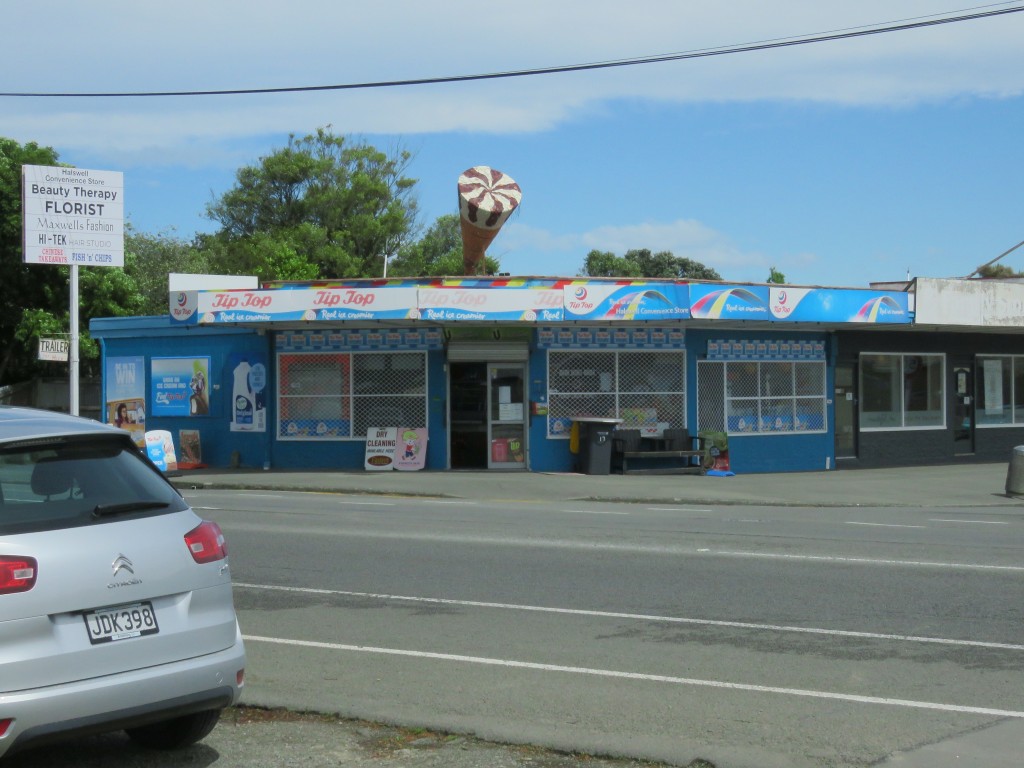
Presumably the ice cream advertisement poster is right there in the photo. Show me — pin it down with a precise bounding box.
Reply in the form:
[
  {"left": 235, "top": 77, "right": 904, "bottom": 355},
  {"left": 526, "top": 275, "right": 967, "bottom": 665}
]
[
  {"left": 691, "top": 285, "right": 910, "bottom": 324},
  {"left": 417, "top": 288, "right": 563, "bottom": 321},
  {"left": 690, "top": 285, "right": 772, "bottom": 320},
  {"left": 766, "top": 287, "right": 910, "bottom": 323},
  {"left": 563, "top": 283, "right": 690, "bottom": 321},
  {"left": 151, "top": 357, "right": 211, "bottom": 417},
  {"left": 196, "top": 287, "right": 420, "bottom": 323}
]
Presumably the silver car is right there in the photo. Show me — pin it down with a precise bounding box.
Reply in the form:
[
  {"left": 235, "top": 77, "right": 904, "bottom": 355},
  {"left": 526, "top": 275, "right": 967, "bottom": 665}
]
[{"left": 0, "top": 406, "right": 245, "bottom": 759}]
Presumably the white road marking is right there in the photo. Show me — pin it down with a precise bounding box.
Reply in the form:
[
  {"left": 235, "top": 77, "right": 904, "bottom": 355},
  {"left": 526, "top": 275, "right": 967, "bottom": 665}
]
[
  {"left": 647, "top": 507, "right": 714, "bottom": 513},
  {"left": 846, "top": 521, "right": 927, "bottom": 529},
  {"left": 558, "top": 509, "right": 631, "bottom": 516},
  {"left": 421, "top": 500, "right": 478, "bottom": 506},
  {"left": 929, "top": 519, "right": 1009, "bottom": 525},
  {"left": 708, "top": 549, "right": 1024, "bottom": 572},
  {"left": 243, "top": 634, "right": 1024, "bottom": 719},
  {"left": 331, "top": 500, "right": 397, "bottom": 506},
  {"left": 234, "top": 583, "right": 1024, "bottom": 651}
]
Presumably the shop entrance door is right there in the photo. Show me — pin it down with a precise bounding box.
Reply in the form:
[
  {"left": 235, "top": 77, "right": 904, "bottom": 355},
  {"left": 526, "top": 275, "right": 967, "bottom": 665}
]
[
  {"left": 834, "top": 362, "right": 858, "bottom": 459},
  {"left": 448, "top": 362, "right": 527, "bottom": 469},
  {"left": 487, "top": 364, "right": 527, "bottom": 469},
  {"left": 953, "top": 357, "right": 975, "bottom": 455}
]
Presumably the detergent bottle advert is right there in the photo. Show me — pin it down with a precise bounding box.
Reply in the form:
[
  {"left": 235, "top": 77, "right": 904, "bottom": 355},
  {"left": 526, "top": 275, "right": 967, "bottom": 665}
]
[{"left": 229, "top": 353, "right": 268, "bottom": 432}]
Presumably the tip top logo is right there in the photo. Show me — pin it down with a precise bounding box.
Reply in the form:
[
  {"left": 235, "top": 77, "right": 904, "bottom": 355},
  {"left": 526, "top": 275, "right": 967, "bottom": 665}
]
[
  {"left": 176, "top": 292, "right": 188, "bottom": 307},
  {"left": 771, "top": 288, "right": 796, "bottom": 317},
  {"left": 567, "top": 285, "right": 596, "bottom": 313}
]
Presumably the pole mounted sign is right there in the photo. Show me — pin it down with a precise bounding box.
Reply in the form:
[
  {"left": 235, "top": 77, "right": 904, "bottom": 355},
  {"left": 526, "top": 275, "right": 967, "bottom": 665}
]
[
  {"left": 21, "top": 164, "right": 125, "bottom": 416},
  {"left": 21, "top": 165, "right": 124, "bottom": 267},
  {"left": 38, "top": 338, "right": 69, "bottom": 362}
]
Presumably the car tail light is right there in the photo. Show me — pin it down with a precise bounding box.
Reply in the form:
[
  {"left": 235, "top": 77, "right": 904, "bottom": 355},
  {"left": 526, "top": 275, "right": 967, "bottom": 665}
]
[
  {"left": 0, "top": 556, "right": 37, "bottom": 595},
  {"left": 0, "top": 718, "right": 12, "bottom": 738},
  {"left": 184, "top": 521, "right": 228, "bottom": 564}
]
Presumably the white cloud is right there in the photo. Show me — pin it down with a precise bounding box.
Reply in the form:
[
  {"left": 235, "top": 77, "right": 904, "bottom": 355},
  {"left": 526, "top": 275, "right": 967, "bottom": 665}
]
[{"left": 4, "top": 1, "right": 1024, "bottom": 158}]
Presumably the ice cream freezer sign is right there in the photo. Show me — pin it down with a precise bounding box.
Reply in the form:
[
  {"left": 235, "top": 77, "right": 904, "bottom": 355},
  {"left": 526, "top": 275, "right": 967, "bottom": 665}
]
[{"left": 21, "top": 165, "right": 124, "bottom": 267}]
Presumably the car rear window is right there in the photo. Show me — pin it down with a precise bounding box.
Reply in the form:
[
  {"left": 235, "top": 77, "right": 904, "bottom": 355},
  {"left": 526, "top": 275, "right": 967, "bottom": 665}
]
[{"left": 0, "top": 436, "right": 188, "bottom": 535}]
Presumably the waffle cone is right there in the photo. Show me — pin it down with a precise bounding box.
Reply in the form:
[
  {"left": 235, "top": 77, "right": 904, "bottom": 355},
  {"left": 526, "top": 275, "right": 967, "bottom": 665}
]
[{"left": 460, "top": 217, "right": 500, "bottom": 275}]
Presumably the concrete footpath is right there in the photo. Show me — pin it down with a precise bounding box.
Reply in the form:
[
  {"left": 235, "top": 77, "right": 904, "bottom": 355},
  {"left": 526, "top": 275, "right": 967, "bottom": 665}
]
[
  {"left": 170, "top": 460, "right": 1019, "bottom": 509},
  {"left": 158, "top": 461, "right": 1022, "bottom": 768}
]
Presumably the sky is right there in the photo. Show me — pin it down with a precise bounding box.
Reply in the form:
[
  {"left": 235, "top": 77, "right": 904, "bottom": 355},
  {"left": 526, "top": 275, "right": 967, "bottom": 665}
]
[{"left": 4, "top": 1, "right": 1024, "bottom": 288}]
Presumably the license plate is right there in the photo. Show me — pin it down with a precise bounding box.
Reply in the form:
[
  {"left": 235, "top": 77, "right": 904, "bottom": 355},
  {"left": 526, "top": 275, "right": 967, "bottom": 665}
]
[{"left": 83, "top": 601, "right": 160, "bottom": 644}]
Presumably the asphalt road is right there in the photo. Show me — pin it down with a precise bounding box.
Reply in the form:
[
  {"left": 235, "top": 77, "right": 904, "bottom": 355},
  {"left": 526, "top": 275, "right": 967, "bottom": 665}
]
[
  {"left": 9, "top": 487, "right": 1024, "bottom": 768},
  {"left": 193, "top": 488, "right": 1024, "bottom": 768}
]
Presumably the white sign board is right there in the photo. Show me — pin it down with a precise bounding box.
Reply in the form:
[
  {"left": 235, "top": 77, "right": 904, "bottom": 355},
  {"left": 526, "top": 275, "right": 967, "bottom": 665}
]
[
  {"left": 38, "top": 338, "right": 69, "bottom": 362},
  {"left": 364, "top": 426, "right": 397, "bottom": 471},
  {"left": 22, "top": 165, "right": 124, "bottom": 267}
]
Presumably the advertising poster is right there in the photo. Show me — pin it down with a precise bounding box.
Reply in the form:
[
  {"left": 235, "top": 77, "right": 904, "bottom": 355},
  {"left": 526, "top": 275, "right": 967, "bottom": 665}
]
[
  {"left": 563, "top": 283, "right": 690, "bottom": 321},
  {"left": 178, "top": 429, "right": 204, "bottom": 468},
  {"left": 152, "top": 357, "right": 210, "bottom": 417},
  {"left": 144, "top": 430, "right": 178, "bottom": 473},
  {"left": 228, "top": 352, "right": 268, "bottom": 432},
  {"left": 394, "top": 427, "right": 428, "bottom": 471},
  {"left": 364, "top": 426, "right": 397, "bottom": 470},
  {"left": 105, "top": 356, "right": 146, "bottom": 448}
]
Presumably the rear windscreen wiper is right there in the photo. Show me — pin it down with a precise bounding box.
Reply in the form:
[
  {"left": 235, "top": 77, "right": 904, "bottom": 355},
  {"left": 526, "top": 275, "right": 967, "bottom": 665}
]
[{"left": 93, "top": 501, "right": 170, "bottom": 518}]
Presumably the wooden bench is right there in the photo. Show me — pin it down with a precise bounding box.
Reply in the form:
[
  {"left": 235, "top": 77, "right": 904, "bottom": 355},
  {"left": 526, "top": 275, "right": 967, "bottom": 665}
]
[{"left": 612, "top": 428, "right": 710, "bottom": 475}]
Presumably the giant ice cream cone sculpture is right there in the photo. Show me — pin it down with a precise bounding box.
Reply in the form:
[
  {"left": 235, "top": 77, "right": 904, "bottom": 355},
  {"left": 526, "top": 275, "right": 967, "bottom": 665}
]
[{"left": 458, "top": 166, "right": 522, "bottom": 275}]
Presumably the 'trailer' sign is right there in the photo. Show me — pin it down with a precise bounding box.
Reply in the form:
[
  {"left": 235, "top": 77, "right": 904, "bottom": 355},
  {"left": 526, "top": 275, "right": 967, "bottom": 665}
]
[{"left": 38, "top": 338, "right": 69, "bottom": 362}]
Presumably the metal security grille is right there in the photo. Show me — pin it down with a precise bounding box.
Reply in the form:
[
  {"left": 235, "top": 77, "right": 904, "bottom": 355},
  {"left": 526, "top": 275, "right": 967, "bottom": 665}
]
[
  {"left": 547, "top": 350, "right": 686, "bottom": 437},
  {"left": 352, "top": 352, "right": 427, "bottom": 435},
  {"left": 278, "top": 351, "right": 426, "bottom": 440},
  {"left": 278, "top": 353, "right": 351, "bottom": 439},
  {"left": 697, "top": 360, "right": 826, "bottom": 435}
]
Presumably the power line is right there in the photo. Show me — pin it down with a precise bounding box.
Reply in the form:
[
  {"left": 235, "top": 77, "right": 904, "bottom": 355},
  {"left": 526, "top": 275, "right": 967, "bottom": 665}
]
[{"left": 3, "top": 4, "right": 1023, "bottom": 98}]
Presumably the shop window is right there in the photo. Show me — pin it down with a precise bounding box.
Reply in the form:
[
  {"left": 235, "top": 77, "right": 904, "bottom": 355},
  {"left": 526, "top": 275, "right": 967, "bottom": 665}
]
[
  {"left": 977, "top": 356, "right": 1024, "bottom": 426},
  {"left": 546, "top": 350, "right": 685, "bottom": 437},
  {"left": 860, "top": 353, "right": 944, "bottom": 430},
  {"left": 697, "top": 359, "right": 827, "bottom": 435},
  {"left": 277, "top": 351, "right": 426, "bottom": 440}
]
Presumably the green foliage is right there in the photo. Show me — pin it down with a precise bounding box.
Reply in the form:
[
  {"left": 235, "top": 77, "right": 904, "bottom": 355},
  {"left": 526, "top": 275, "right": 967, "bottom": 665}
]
[
  {"left": 1, "top": 137, "right": 64, "bottom": 383},
  {"left": 767, "top": 265, "right": 786, "bottom": 284},
  {"left": 977, "top": 263, "right": 1023, "bottom": 279},
  {"left": 582, "top": 250, "right": 643, "bottom": 278},
  {"left": 205, "top": 128, "right": 418, "bottom": 280},
  {"left": 123, "top": 225, "right": 211, "bottom": 315},
  {"left": 389, "top": 214, "right": 499, "bottom": 277},
  {"left": 581, "top": 248, "right": 721, "bottom": 280}
]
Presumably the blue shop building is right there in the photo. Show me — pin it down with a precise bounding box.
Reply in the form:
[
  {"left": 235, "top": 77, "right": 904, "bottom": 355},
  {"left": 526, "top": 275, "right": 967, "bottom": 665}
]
[{"left": 90, "top": 275, "right": 1024, "bottom": 474}]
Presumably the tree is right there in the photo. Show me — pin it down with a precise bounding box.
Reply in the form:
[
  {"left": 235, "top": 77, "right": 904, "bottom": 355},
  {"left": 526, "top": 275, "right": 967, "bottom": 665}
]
[
  {"left": 977, "top": 263, "right": 1023, "bottom": 279},
  {"left": 123, "top": 225, "right": 212, "bottom": 315},
  {"left": 767, "top": 266, "right": 786, "bottom": 284},
  {"left": 389, "top": 214, "right": 500, "bottom": 277},
  {"left": 581, "top": 248, "right": 721, "bottom": 280},
  {"left": 582, "top": 250, "right": 643, "bottom": 278},
  {"left": 205, "top": 128, "right": 418, "bottom": 281}
]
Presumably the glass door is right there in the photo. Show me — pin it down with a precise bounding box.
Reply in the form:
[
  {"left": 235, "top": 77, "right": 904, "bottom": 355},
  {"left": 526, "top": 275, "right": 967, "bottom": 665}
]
[
  {"left": 834, "top": 362, "right": 858, "bottom": 459},
  {"left": 488, "top": 364, "right": 527, "bottom": 469},
  {"left": 953, "top": 357, "right": 975, "bottom": 455}
]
